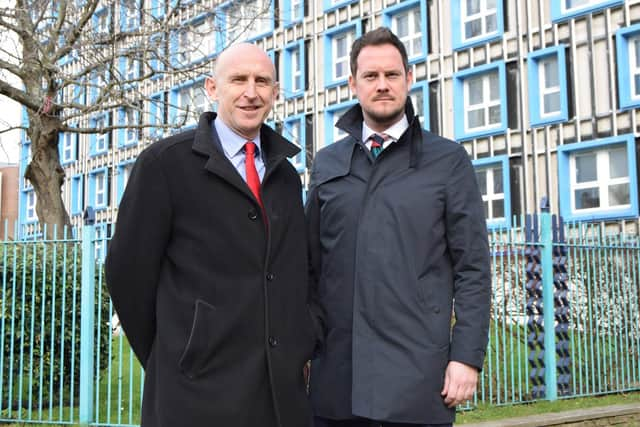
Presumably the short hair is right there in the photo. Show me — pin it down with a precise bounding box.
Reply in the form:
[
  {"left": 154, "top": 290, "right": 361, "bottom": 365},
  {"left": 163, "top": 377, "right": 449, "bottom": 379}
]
[{"left": 349, "top": 27, "right": 410, "bottom": 76}]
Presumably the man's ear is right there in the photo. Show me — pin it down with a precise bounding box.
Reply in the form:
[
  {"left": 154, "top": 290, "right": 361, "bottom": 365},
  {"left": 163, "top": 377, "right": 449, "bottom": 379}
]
[
  {"left": 205, "top": 76, "right": 217, "bottom": 101},
  {"left": 348, "top": 74, "right": 356, "bottom": 94}
]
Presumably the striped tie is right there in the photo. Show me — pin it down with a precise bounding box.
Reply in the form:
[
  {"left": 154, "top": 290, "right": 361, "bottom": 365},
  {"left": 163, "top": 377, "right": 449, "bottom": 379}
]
[{"left": 369, "top": 133, "right": 390, "bottom": 159}]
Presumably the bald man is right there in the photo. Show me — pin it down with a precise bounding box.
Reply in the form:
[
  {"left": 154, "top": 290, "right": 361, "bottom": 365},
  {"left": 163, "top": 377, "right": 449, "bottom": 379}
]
[{"left": 106, "top": 43, "right": 316, "bottom": 427}]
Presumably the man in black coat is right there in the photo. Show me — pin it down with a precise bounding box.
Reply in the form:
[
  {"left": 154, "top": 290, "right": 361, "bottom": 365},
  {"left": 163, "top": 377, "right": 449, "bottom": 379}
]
[
  {"left": 106, "top": 43, "right": 315, "bottom": 427},
  {"left": 306, "top": 28, "right": 492, "bottom": 427}
]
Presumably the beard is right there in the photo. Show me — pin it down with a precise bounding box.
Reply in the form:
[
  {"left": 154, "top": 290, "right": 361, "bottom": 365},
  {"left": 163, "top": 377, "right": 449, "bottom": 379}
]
[{"left": 362, "top": 100, "right": 406, "bottom": 127}]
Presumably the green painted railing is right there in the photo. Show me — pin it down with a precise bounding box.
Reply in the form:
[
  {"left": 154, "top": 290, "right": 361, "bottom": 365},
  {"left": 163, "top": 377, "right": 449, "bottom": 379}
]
[{"left": 0, "top": 212, "right": 638, "bottom": 426}]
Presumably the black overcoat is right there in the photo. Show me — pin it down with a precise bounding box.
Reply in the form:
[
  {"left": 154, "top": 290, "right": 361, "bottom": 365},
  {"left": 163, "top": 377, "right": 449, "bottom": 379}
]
[
  {"left": 306, "top": 102, "right": 491, "bottom": 424},
  {"left": 106, "top": 113, "right": 315, "bottom": 427}
]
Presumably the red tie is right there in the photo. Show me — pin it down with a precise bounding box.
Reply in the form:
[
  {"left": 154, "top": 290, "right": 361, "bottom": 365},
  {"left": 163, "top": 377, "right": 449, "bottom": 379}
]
[{"left": 244, "top": 142, "right": 263, "bottom": 209}]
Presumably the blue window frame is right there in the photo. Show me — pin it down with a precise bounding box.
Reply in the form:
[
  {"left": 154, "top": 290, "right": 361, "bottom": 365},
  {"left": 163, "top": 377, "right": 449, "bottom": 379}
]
[
  {"left": 119, "top": 52, "right": 140, "bottom": 84},
  {"left": 116, "top": 160, "right": 136, "bottom": 204},
  {"left": 324, "top": 21, "right": 362, "bottom": 88},
  {"left": 89, "top": 113, "right": 110, "bottom": 156},
  {"left": 282, "top": 115, "right": 306, "bottom": 172},
  {"left": 558, "top": 134, "right": 638, "bottom": 222},
  {"left": 453, "top": 61, "right": 507, "bottom": 141},
  {"left": 149, "top": 33, "right": 166, "bottom": 79},
  {"left": 472, "top": 155, "right": 511, "bottom": 229},
  {"left": 323, "top": 0, "right": 357, "bottom": 13},
  {"left": 149, "top": 92, "right": 166, "bottom": 139},
  {"left": 59, "top": 130, "right": 77, "bottom": 165},
  {"left": 150, "top": 0, "right": 165, "bottom": 19},
  {"left": 89, "top": 68, "right": 109, "bottom": 104},
  {"left": 283, "top": 40, "right": 305, "bottom": 99},
  {"left": 324, "top": 99, "right": 357, "bottom": 147},
  {"left": 218, "top": 0, "right": 274, "bottom": 47},
  {"left": 409, "top": 80, "right": 429, "bottom": 130},
  {"left": 88, "top": 168, "right": 110, "bottom": 211},
  {"left": 21, "top": 190, "right": 38, "bottom": 224},
  {"left": 169, "top": 78, "right": 208, "bottom": 130},
  {"left": 451, "top": 0, "right": 504, "bottom": 50},
  {"left": 382, "top": 0, "right": 427, "bottom": 64},
  {"left": 281, "top": 0, "right": 303, "bottom": 27},
  {"left": 20, "top": 141, "right": 32, "bottom": 190},
  {"left": 551, "top": 0, "right": 623, "bottom": 22},
  {"left": 117, "top": 107, "right": 139, "bottom": 148},
  {"left": 94, "top": 223, "right": 108, "bottom": 264},
  {"left": 616, "top": 24, "right": 640, "bottom": 110},
  {"left": 120, "top": 0, "right": 140, "bottom": 31},
  {"left": 93, "top": 5, "right": 110, "bottom": 34},
  {"left": 70, "top": 174, "right": 84, "bottom": 216},
  {"left": 172, "top": 14, "right": 216, "bottom": 67},
  {"left": 527, "top": 45, "right": 569, "bottom": 127}
]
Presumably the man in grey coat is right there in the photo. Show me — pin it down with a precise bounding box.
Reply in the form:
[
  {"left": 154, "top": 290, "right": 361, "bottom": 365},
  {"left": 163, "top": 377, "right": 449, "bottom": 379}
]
[{"left": 306, "top": 28, "right": 491, "bottom": 427}]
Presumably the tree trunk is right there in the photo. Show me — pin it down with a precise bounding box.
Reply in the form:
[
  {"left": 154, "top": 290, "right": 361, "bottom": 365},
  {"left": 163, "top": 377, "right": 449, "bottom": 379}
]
[{"left": 24, "top": 112, "right": 71, "bottom": 239}]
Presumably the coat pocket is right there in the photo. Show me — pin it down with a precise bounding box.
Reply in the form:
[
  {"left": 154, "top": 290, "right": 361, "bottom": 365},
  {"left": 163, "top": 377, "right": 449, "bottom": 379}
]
[{"left": 178, "top": 299, "right": 218, "bottom": 379}]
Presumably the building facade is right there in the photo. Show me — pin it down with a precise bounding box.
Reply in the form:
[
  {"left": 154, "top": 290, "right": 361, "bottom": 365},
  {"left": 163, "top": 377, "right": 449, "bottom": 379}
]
[{"left": 18, "top": 0, "right": 640, "bottom": 246}]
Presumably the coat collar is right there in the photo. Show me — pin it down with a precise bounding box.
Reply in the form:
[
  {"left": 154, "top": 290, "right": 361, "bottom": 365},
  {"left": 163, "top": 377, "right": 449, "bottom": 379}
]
[
  {"left": 335, "top": 98, "right": 423, "bottom": 169},
  {"left": 192, "top": 112, "right": 300, "bottom": 198}
]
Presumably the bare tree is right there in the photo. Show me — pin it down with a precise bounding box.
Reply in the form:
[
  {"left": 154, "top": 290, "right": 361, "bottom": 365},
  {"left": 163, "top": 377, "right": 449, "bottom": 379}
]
[{"left": 0, "top": 0, "right": 273, "bottom": 236}]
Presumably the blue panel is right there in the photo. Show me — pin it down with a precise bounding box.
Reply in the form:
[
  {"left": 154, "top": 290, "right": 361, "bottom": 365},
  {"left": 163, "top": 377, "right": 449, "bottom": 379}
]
[
  {"left": 551, "top": 0, "right": 624, "bottom": 22},
  {"left": 557, "top": 134, "right": 638, "bottom": 222},
  {"left": 410, "top": 80, "right": 430, "bottom": 131},
  {"left": 151, "top": 0, "right": 165, "bottom": 19},
  {"left": 323, "top": 20, "right": 362, "bottom": 88},
  {"left": 527, "top": 45, "right": 569, "bottom": 127},
  {"left": 453, "top": 61, "right": 507, "bottom": 141},
  {"left": 71, "top": 174, "right": 84, "bottom": 216},
  {"left": 381, "top": 0, "right": 427, "bottom": 65},
  {"left": 283, "top": 115, "right": 306, "bottom": 172},
  {"left": 616, "top": 24, "right": 640, "bottom": 110},
  {"left": 282, "top": 0, "right": 304, "bottom": 27},
  {"left": 283, "top": 40, "right": 305, "bottom": 99},
  {"left": 451, "top": 0, "right": 504, "bottom": 50},
  {"left": 472, "top": 155, "right": 511, "bottom": 229},
  {"left": 323, "top": 0, "right": 357, "bottom": 13}
]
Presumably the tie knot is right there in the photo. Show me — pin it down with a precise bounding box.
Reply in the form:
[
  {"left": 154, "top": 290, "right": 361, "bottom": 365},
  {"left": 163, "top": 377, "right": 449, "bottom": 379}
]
[
  {"left": 245, "top": 141, "right": 257, "bottom": 156},
  {"left": 369, "top": 133, "right": 390, "bottom": 148}
]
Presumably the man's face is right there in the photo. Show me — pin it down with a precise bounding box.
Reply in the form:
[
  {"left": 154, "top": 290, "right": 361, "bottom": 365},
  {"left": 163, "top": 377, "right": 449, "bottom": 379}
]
[
  {"left": 349, "top": 44, "right": 413, "bottom": 131},
  {"left": 206, "top": 48, "right": 278, "bottom": 140}
]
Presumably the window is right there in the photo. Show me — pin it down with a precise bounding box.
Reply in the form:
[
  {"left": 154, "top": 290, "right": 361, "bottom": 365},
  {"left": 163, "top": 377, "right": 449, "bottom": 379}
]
[
  {"left": 93, "top": 7, "right": 110, "bottom": 34},
  {"left": 149, "top": 92, "right": 166, "bottom": 138},
  {"left": 324, "top": 100, "right": 357, "bottom": 147},
  {"left": 89, "top": 168, "right": 110, "bottom": 210},
  {"left": 125, "top": 56, "right": 137, "bottom": 81},
  {"left": 323, "top": 0, "right": 357, "bottom": 12},
  {"left": 25, "top": 191, "right": 37, "bottom": 223},
  {"left": 117, "top": 160, "right": 135, "bottom": 203},
  {"left": 21, "top": 143, "right": 32, "bottom": 190},
  {"left": 176, "top": 17, "right": 215, "bottom": 65},
  {"left": 172, "top": 83, "right": 208, "bottom": 128},
  {"left": 452, "top": 0, "right": 504, "bottom": 50},
  {"left": 383, "top": 0, "right": 427, "bottom": 63},
  {"left": 223, "top": 0, "right": 273, "bottom": 45},
  {"left": 473, "top": 156, "right": 511, "bottom": 229},
  {"left": 150, "top": 0, "right": 165, "bottom": 19},
  {"left": 121, "top": 0, "right": 139, "bottom": 31},
  {"left": 324, "top": 22, "right": 362, "bottom": 88},
  {"left": 552, "top": 0, "right": 624, "bottom": 22},
  {"left": 149, "top": 34, "right": 166, "bottom": 76},
  {"left": 281, "top": 0, "right": 303, "bottom": 26},
  {"left": 616, "top": 24, "right": 640, "bottom": 110},
  {"left": 119, "top": 107, "right": 138, "bottom": 147},
  {"left": 409, "top": 81, "right": 429, "bottom": 130},
  {"left": 284, "top": 40, "right": 304, "bottom": 99},
  {"left": 90, "top": 114, "right": 110, "bottom": 156},
  {"left": 60, "top": 132, "right": 76, "bottom": 164},
  {"left": 558, "top": 134, "right": 638, "bottom": 221},
  {"left": 453, "top": 61, "right": 507, "bottom": 140},
  {"left": 527, "top": 45, "right": 569, "bottom": 126},
  {"left": 283, "top": 115, "right": 306, "bottom": 172},
  {"left": 94, "top": 224, "right": 108, "bottom": 264},
  {"left": 71, "top": 174, "right": 84, "bottom": 216}
]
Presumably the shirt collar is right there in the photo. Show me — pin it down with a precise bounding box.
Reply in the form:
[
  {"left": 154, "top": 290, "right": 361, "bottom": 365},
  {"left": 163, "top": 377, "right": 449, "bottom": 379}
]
[
  {"left": 362, "top": 114, "right": 409, "bottom": 143},
  {"left": 214, "top": 117, "right": 262, "bottom": 157}
]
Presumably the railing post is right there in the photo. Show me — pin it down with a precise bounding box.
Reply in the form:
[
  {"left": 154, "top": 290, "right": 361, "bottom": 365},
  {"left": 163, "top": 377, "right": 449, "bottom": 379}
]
[
  {"left": 540, "top": 198, "right": 558, "bottom": 401},
  {"left": 80, "top": 207, "right": 96, "bottom": 426}
]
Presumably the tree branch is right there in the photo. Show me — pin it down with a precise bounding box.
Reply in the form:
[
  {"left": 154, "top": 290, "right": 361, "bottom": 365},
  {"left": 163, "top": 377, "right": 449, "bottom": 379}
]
[{"left": 0, "top": 78, "right": 39, "bottom": 111}]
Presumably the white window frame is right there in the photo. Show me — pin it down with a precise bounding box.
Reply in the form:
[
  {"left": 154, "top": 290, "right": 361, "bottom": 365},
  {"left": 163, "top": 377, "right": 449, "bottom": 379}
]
[
  {"left": 226, "top": 0, "right": 271, "bottom": 43},
  {"left": 332, "top": 108, "right": 349, "bottom": 141},
  {"left": 476, "top": 165, "right": 505, "bottom": 221},
  {"left": 124, "top": 0, "right": 137, "bottom": 29},
  {"left": 332, "top": 32, "right": 352, "bottom": 81},
  {"left": 391, "top": 6, "right": 422, "bottom": 59},
  {"left": 122, "top": 163, "right": 134, "bottom": 190},
  {"left": 177, "top": 85, "right": 208, "bottom": 126},
  {"left": 463, "top": 70, "right": 501, "bottom": 132},
  {"left": 96, "top": 11, "right": 108, "bottom": 33},
  {"left": 569, "top": 148, "right": 631, "bottom": 214},
  {"left": 291, "top": 0, "right": 302, "bottom": 20},
  {"left": 192, "top": 19, "right": 214, "bottom": 62},
  {"left": 95, "top": 171, "right": 107, "bottom": 207},
  {"left": 124, "top": 108, "right": 137, "bottom": 145},
  {"left": 72, "top": 176, "right": 83, "bottom": 216},
  {"left": 539, "top": 56, "right": 562, "bottom": 117},
  {"left": 562, "top": 0, "right": 601, "bottom": 13},
  {"left": 26, "top": 192, "right": 37, "bottom": 222},
  {"left": 291, "top": 47, "right": 302, "bottom": 92},
  {"left": 125, "top": 56, "right": 137, "bottom": 81},
  {"left": 461, "top": 0, "right": 498, "bottom": 43},
  {"left": 629, "top": 35, "right": 640, "bottom": 101},
  {"left": 95, "top": 116, "right": 108, "bottom": 152},
  {"left": 62, "top": 133, "right": 74, "bottom": 163}
]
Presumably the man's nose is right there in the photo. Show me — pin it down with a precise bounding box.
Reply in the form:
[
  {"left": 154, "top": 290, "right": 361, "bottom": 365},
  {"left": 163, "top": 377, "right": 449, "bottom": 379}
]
[
  {"left": 244, "top": 81, "right": 258, "bottom": 98},
  {"left": 376, "top": 77, "right": 390, "bottom": 91}
]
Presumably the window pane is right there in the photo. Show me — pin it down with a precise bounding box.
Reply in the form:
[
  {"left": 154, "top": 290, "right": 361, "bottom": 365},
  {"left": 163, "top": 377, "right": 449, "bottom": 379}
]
[
  {"left": 543, "top": 92, "right": 561, "bottom": 115},
  {"left": 609, "top": 183, "right": 630, "bottom": 206},
  {"left": 466, "top": 0, "right": 480, "bottom": 15},
  {"left": 476, "top": 169, "right": 487, "bottom": 194},
  {"left": 609, "top": 148, "right": 628, "bottom": 179},
  {"left": 465, "top": 19, "right": 482, "bottom": 39},
  {"left": 488, "top": 105, "right": 501, "bottom": 125},
  {"left": 543, "top": 58, "right": 559, "bottom": 87},
  {"left": 413, "top": 9, "right": 421, "bottom": 32},
  {"left": 395, "top": 14, "right": 409, "bottom": 37},
  {"left": 468, "top": 109, "right": 485, "bottom": 129},
  {"left": 483, "top": 201, "right": 489, "bottom": 218},
  {"left": 410, "top": 90, "right": 423, "bottom": 114},
  {"left": 575, "top": 188, "right": 599, "bottom": 210},
  {"left": 485, "top": 13, "right": 497, "bottom": 33},
  {"left": 486, "top": 0, "right": 497, "bottom": 8},
  {"left": 493, "top": 167, "right": 503, "bottom": 193},
  {"left": 635, "top": 75, "right": 640, "bottom": 96},
  {"left": 336, "top": 36, "right": 347, "bottom": 56},
  {"left": 575, "top": 153, "right": 597, "bottom": 183},
  {"left": 335, "top": 61, "right": 347, "bottom": 78},
  {"left": 566, "top": 0, "right": 590, "bottom": 8},
  {"left": 492, "top": 199, "right": 504, "bottom": 218},
  {"left": 634, "top": 38, "right": 640, "bottom": 67},
  {"left": 489, "top": 72, "right": 500, "bottom": 100},
  {"left": 467, "top": 76, "right": 483, "bottom": 105}
]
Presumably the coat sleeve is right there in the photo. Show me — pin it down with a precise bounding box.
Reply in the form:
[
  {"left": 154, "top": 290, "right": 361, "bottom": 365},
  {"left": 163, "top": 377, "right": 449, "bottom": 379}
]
[
  {"left": 304, "top": 162, "right": 328, "bottom": 354},
  {"left": 105, "top": 149, "right": 172, "bottom": 367},
  {"left": 445, "top": 146, "right": 492, "bottom": 371}
]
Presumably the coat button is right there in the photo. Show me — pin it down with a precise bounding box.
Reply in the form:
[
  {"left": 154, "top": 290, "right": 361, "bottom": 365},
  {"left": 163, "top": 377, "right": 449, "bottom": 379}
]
[
  {"left": 269, "top": 336, "right": 278, "bottom": 347},
  {"left": 248, "top": 209, "right": 258, "bottom": 220},
  {"left": 434, "top": 307, "right": 441, "bottom": 314},
  {"left": 266, "top": 273, "right": 275, "bottom": 281}
]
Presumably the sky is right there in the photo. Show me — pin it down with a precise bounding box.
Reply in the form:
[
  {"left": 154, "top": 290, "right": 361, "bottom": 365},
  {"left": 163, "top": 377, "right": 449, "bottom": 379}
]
[{"left": 0, "top": 0, "right": 21, "bottom": 164}]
